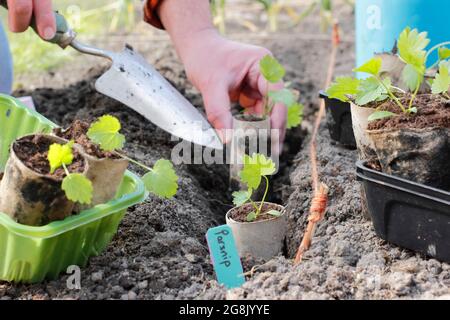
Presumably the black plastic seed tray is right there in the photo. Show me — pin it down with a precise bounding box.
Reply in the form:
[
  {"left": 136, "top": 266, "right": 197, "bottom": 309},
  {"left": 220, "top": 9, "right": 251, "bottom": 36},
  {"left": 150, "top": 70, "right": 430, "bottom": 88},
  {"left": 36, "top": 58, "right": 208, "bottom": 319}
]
[{"left": 356, "top": 161, "right": 450, "bottom": 263}]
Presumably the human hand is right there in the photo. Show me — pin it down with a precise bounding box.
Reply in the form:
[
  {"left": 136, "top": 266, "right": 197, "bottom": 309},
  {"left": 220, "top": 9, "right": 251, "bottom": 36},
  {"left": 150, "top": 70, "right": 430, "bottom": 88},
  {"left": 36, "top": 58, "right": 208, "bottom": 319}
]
[
  {"left": 178, "top": 29, "right": 287, "bottom": 153},
  {"left": 5, "top": 0, "right": 55, "bottom": 40}
]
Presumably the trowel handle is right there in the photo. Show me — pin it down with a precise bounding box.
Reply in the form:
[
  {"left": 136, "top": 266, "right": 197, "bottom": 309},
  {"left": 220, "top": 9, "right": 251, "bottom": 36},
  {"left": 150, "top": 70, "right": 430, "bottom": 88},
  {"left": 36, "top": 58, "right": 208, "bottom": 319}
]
[{"left": 0, "top": 1, "right": 76, "bottom": 49}]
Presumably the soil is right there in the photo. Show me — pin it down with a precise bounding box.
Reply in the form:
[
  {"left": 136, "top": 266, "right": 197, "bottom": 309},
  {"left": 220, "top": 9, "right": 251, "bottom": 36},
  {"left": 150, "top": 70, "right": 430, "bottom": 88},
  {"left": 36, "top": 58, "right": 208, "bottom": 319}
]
[
  {"left": 1, "top": 1, "right": 449, "bottom": 300},
  {"left": 228, "top": 203, "right": 284, "bottom": 223},
  {"left": 13, "top": 135, "right": 85, "bottom": 180},
  {"left": 367, "top": 94, "right": 450, "bottom": 131},
  {"left": 54, "top": 120, "right": 119, "bottom": 159},
  {"left": 234, "top": 114, "right": 267, "bottom": 122}
]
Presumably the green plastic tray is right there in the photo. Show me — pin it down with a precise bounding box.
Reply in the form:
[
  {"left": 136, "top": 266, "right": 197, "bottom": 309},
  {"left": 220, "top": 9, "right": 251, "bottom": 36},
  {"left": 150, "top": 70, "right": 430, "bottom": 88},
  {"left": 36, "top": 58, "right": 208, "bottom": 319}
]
[{"left": 0, "top": 94, "right": 147, "bottom": 283}]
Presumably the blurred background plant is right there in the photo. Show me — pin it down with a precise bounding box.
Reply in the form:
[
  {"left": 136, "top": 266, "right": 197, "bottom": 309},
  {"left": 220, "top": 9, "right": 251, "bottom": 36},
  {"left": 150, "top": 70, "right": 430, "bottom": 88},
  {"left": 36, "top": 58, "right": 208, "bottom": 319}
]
[
  {"left": 0, "top": 0, "right": 355, "bottom": 76},
  {"left": 0, "top": 0, "right": 141, "bottom": 75}
]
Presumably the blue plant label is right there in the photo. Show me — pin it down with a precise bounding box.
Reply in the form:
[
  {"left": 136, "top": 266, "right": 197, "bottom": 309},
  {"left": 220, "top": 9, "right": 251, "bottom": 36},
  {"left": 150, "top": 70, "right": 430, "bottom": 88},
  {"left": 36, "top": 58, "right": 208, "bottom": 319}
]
[{"left": 206, "top": 225, "right": 245, "bottom": 289}]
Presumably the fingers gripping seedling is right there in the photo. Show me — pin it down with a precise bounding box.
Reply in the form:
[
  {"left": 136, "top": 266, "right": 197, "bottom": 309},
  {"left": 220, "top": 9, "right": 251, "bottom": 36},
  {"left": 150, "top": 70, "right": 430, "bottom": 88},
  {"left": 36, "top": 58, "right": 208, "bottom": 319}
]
[
  {"left": 232, "top": 154, "right": 281, "bottom": 222},
  {"left": 87, "top": 115, "right": 179, "bottom": 199},
  {"left": 259, "top": 55, "right": 304, "bottom": 128},
  {"left": 326, "top": 27, "right": 450, "bottom": 123},
  {"left": 48, "top": 141, "right": 93, "bottom": 205}
]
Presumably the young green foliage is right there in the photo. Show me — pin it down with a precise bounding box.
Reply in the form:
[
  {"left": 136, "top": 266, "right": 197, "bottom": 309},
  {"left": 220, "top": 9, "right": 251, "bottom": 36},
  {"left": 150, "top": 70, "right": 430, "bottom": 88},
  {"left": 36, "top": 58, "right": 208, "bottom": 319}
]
[
  {"left": 268, "top": 88, "right": 296, "bottom": 107},
  {"left": 326, "top": 77, "right": 361, "bottom": 102},
  {"left": 397, "top": 27, "right": 429, "bottom": 91},
  {"left": 259, "top": 55, "right": 303, "bottom": 129},
  {"left": 368, "top": 110, "right": 397, "bottom": 122},
  {"left": 438, "top": 47, "right": 450, "bottom": 61},
  {"left": 87, "top": 115, "right": 179, "bottom": 199},
  {"left": 87, "top": 115, "right": 125, "bottom": 152},
  {"left": 354, "top": 77, "right": 389, "bottom": 106},
  {"left": 259, "top": 55, "right": 285, "bottom": 83},
  {"left": 62, "top": 173, "right": 94, "bottom": 205},
  {"left": 48, "top": 141, "right": 74, "bottom": 174},
  {"left": 232, "top": 154, "right": 281, "bottom": 222},
  {"left": 431, "top": 61, "right": 450, "bottom": 96},
  {"left": 325, "top": 27, "right": 450, "bottom": 125},
  {"left": 353, "top": 57, "right": 382, "bottom": 76},
  {"left": 287, "top": 103, "right": 304, "bottom": 129},
  {"left": 142, "top": 159, "right": 179, "bottom": 199},
  {"left": 47, "top": 141, "right": 93, "bottom": 204}
]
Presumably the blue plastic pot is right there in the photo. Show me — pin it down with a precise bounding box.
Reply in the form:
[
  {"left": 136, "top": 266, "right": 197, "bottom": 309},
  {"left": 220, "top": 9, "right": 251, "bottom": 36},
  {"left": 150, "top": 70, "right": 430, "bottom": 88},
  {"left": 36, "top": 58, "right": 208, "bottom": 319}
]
[{"left": 355, "top": 0, "right": 450, "bottom": 75}]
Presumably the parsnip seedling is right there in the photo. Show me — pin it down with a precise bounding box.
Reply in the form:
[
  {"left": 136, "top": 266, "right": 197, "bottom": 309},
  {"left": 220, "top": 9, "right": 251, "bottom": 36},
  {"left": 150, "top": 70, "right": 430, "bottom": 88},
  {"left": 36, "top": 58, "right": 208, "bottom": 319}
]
[
  {"left": 232, "top": 153, "right": 281, "bottom": 222},
  {"left": 48, "top": 141, "right": 93, "bottom": 204},
  {"left": 259, "top": 55, "right": 304, "bottom": 128},
  {"left": 87, "top": 115, "right": 179, "bottom": 199}
]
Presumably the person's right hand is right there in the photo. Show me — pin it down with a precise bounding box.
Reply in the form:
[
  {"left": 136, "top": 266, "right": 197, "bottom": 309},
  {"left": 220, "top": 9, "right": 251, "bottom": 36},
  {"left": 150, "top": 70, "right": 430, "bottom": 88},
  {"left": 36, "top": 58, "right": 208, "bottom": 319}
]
[{"left": 6, "top": 0, "right": 56, "bottom": 40}]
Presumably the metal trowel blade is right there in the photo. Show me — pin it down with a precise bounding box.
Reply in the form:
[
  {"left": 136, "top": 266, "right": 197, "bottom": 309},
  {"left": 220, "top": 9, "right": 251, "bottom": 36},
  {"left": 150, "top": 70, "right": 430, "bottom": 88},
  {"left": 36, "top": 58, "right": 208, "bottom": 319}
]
[{"left": 95, "top": 46, "right": 223, "bottom": 150}]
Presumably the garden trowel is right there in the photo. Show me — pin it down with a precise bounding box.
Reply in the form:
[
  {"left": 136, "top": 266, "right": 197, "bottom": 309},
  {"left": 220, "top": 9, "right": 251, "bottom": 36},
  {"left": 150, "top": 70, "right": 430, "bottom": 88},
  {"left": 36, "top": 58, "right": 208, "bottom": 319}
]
[{"left": 1, "top": 4, "right": 223, "bottom": 150}]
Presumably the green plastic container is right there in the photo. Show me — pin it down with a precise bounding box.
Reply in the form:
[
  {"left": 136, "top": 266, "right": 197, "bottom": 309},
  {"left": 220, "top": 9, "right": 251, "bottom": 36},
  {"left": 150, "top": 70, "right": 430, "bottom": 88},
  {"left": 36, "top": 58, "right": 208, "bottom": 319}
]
[{"left": 0, "top": 94, "right": 147, "bottom": 283}]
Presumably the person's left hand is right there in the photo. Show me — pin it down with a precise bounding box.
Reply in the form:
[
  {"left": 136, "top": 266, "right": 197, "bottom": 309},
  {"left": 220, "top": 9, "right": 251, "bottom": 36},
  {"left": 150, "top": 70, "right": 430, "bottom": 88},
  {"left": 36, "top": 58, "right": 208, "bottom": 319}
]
[{"left": 178, "top": 29, "right": 287, "bottom": 154}]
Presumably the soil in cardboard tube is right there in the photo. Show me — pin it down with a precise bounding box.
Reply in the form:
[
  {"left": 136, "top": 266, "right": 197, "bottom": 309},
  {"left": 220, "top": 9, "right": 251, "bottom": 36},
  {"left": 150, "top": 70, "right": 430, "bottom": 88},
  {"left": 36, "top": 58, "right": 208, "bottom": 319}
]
[
  {"left": 54, "top": 120, "right": 120, "bottom": 159},
  {"left": 229, "top": 202, "right": 284, "bottom": 223},
  {"left": 367, "top": 94, "right": 450, "bottom": 131},
  {"left": 13, "top": 135, "right": 85, "bottom": 180}
]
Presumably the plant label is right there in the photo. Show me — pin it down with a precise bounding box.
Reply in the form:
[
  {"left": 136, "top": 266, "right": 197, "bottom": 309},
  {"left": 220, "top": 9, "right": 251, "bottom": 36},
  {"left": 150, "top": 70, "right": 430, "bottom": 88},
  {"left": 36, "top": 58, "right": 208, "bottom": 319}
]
[{"left": 206, "top": 225, "right": 245, "bottom": 289}]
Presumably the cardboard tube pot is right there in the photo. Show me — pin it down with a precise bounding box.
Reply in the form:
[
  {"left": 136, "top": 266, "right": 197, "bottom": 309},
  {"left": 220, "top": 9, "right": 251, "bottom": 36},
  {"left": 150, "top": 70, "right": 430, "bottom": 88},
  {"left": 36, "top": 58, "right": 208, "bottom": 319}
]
[
  {"left": 0, "top": 134, "right": 88, "bottom": 226},
  {"left": 350, "top": 104, "right": 376, "bottom": 220},
  {"left": 230, "top": 115, "right": 274, "bottom": 197},
  {"left": 75, "top": 151, "right": 129, "bottom": 211},
  {"left": 226, "top": 203, "right": 286, "bottom": 260},
  {"left": 368, "top": 127, "right": 450, "bottom": 191},
  {"left": 350, "top": 103, "right": 377, "bottom": 161}
]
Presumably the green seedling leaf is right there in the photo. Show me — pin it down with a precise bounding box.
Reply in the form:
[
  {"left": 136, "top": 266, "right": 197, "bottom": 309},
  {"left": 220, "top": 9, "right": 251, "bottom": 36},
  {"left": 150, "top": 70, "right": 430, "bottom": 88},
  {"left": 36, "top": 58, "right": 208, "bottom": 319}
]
[
  {"left": 438, "top": 47, "right": 450, "bottom": 61},
  {"left": 256, "top": 0, "right": 272, "bottom": 10},
  {"left": 268, "top": 89, "right": 296, "bottom": 107},
  {"left": 48, "top": 141, "right": 74, "bottom": 174},
  {"left": 355, "top": 77, "right": 390, "bottom": 106},
  {"left": 432, "top": 62, "right": 450, "bottom": 94},
  {"left": 260, "top": 55, "right": 285, "bottom": 83},
  {"left": 87, "top": 115, "right": 126, "bottom": 152},
  {"left": 353, "top": 57, "right": 382, "bottom": 76},
  {"left": 62, "top": 173, "right": 93, "bottom": 204},
  {"left": 239, "top": 154, "right": 276, "bottom": 190},
  {"left": 368, "top": 111, "right": 396, "bottom": 122},
  {"left": 326, "top": 77, "right": 361, "bottom": 102},
  {"left": 408, "top": 107, "right": 418, "bottom": 114},
  {"left": 401, "top": 63, "right": 424, "bottom": 91},
  {"left": 267, "top": 209, "right": 282, "bottom": 217},
  {"left": 246, "top": 211, "right": 257, "bottom": 222},
  {"left": 143, "top": 159, "right": 178, "bottom": 199},
  {"left": 232, "top": 189, "right": 252, "bottom": 207},
  {"left": 398, "top": 27, "right": 429, "bottom": 68},
  {"left": 398, "top": 27, "right": 429, "bottom": 90},
  {"left": 287, "top": 103, "right": 303, "bottom": 129}
]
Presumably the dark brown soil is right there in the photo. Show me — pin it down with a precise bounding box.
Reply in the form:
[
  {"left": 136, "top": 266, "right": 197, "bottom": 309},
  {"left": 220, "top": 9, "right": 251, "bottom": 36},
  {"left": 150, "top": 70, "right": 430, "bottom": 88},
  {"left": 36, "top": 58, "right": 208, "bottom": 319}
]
[
  {"left": 229, "top": 202, "right": 284, "bottom": 223},
  {"left": 367, "top": 94, "right": 450, "bottom": 131},
  {"left": 54, "top": 120, "right": 119, "bottom": 159},
  {"left": 13, "top": 135, "right": 85, "bottom": 180}
]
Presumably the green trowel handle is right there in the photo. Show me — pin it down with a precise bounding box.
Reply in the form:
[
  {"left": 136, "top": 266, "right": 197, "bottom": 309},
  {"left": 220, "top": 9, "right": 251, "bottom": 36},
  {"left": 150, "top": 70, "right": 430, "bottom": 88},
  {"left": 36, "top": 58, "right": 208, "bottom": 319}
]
[{"left": 0, "top": 0, "right": 75, "bottom": 48}]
